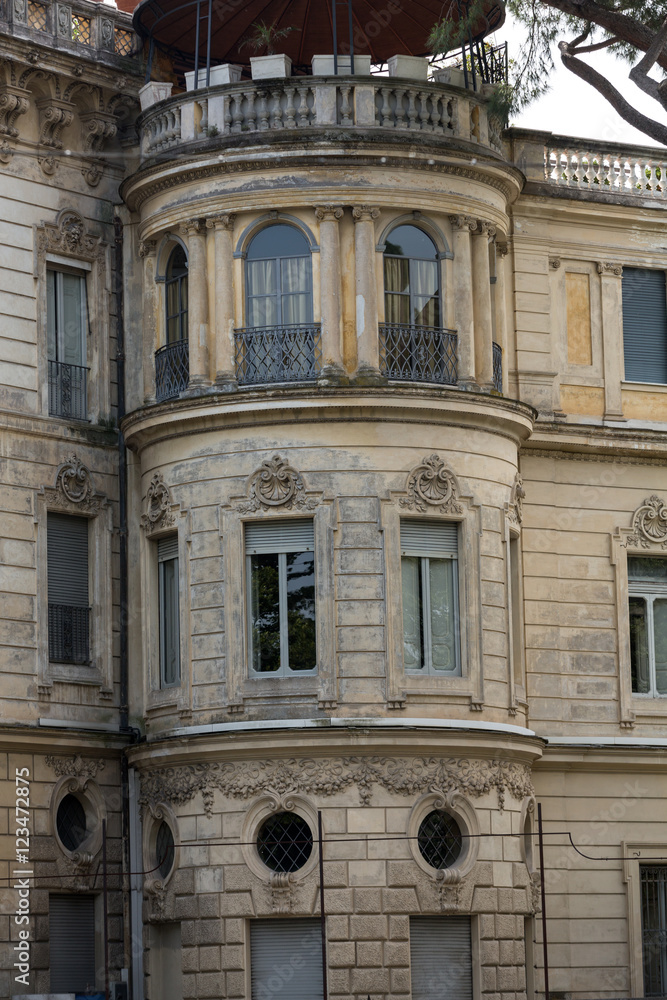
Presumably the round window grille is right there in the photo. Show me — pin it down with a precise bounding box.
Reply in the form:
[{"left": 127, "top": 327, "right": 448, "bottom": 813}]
[
  {"left": 417, "top": 809, "right": 463, "bottom": 870},
  {"left": 155, "top": 821, "right": 175, "bottom": 880},
  {"left": 56, "top": 794, "right": 87, "bottom": 852},
  {"left": 256, "top": 812, "right": 313, "bottom": 873}
]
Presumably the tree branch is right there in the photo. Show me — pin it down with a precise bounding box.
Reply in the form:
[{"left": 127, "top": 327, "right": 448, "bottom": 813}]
[
  {"left": 559, "top": 42, "right": 667, "bottom": 145},
  {"left": 544, "top": 0, "right": 667, "bottom": 71},
  {"left": 628, "top": 15, "right": 667, "bottom": 108},
  {"left": 570, "top": 37, "right": 619, "bottom": 55}
]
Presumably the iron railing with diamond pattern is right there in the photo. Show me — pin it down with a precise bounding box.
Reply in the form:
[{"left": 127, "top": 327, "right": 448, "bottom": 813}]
[
  {"left": 493, "top": 341, "right": 502, "bottom": 392},
  {"left": 257, "top": 812, "right": 313, "bottom": 872},
  {"left": 235, "top": 325, "right": 322, "bottom": 386},
  {"left": 417, "top": 809, "right": 463, "bottom": 870},
  {"left": 48, "top": 603, "right": 90, "bottom": 664},
  {"left": 155, "top": 339, "right": 189, "bottom": 401},
  {"left": 48, "top": 360, "right": 88, "bottom": 420},
  {"left": 379, "top": 324, "right": 458, "bottom": 385}
]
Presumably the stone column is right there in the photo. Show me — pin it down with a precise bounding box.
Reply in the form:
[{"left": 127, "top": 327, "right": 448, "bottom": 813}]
[
  {"left": 139, "top": 239, "right": 157, "bottom": 404},
  {"left": 315, "top": 205, "right": 347, "bottom": 384},
  {"left": 352, "top": 205, "right": 384, "bottom": 382},
  {"left": 599, "top": 261, "right": 625, "bottom": 420},
  {"left": 180, "top": 217, "right": 210, "bottom": 393},
  {"left": 448, "top": 215, "right": 477, "bottom": 387},
  {"left": 494, "top": 240, "right": 509, "bottom": 395},
  {"left": 206, "top": 214, "right": 237, "bottom": 392},
  {"left": 471, "top": 219, "right": 496, "bottom": 389}
]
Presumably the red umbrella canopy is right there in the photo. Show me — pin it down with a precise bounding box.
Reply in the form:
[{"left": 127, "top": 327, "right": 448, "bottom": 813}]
[{"left": 133, "top": 0, "right": 505, "bottom": 71}]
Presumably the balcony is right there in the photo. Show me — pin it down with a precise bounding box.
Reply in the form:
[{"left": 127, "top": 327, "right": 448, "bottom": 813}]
[
  {"left": 379, "top": 324, "right": 458, "bottom": 385},
  {"left": 48, "top": 604, "right": 90, "bottom": 664},
  {"left": 48, "top": 360, "right": 88, "bottom": 420},
  {"left": 155, "top": 339, "right": 189, "bottom": 401},
  {"left": 235, "top": 325, "right": 322, "bottom": 386}
]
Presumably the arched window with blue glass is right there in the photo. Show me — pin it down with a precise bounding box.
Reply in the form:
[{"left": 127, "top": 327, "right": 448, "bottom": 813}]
[
  {"left": 380, "top": 223, "right": 456, "bottom": 385},
  {"left": 236, "top": 223, "right": 321, "bottom": 385},
  {"left": 155, "top": 243, "right": 190, "bottom": 402}
]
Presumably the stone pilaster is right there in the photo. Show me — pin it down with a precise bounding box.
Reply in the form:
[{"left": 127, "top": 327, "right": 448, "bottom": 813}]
[
  {"left": 472, "top": 219, "right": 496, "bottom": 390},
  {"left": 495, "top": 240, "right": 509, "bottom": 395},
  {"left": 315, "top": 205, "right": 347, "bottom": 384},
  {"left": 352, "top": 205, "right": 384, "bottom": 383},
  {"left": 206, "top": 214, "right": 237, "bottom": 392},
  {"left": 449, "top": 215, "right": 477, "bottom": 387},
  {"left": 139, "top": 239, "right": 158, "bottom": 404},
  {"left": 598, "top": 261, "right": 626, "bottom": 420},
  {"left": 180, "top": 217, "right": 210, "bottom": 393}
]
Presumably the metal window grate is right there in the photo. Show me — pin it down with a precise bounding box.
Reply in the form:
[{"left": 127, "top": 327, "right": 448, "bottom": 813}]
[
  {"left": 115, "top": 26, "right": 134, "bottom": 55},
  {"left": 235, "top": 325, "right": 322, "bottom": 385},
  {"left": 71, "top": 14, "right": 91, "bottom": 43},
  {"left": 27, "top": 0, "right": 48, "bottom": 30},
  {"left": 56, "top": 794, "right": 87, "bottom": 851},
  {"left": 417, "top": 810, "right": 463, "bottom": 869},
  {"left": 155, "top": 339, "right": 189, "bottom": 401},
  {"left": 256, "top": 812, "right": 313, "bottom": 873},
  {"left": 48, "top": 360, "right": 88, "bottom": 420},
  {"left": 641, "top": 866, "right": 667, "bottom": 996},
  {"left": 379, "top": 324, "right": 457, "bottom": 384},
  {"left": 493, "top": 341, "right": 502, "bottom": 392},
  {"left": 48, "top": 604, "right": 90, "bottom": 664}
]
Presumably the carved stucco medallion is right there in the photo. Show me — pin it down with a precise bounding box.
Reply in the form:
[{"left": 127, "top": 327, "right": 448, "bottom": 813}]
[
  {"left": 235, "top": 454, "right": 319, "bottom": 514},
  {"left": 141, "top": 472, "right": 177, "bottom": 533},
  {"left": 625, "top": 495, "right": 667, "bottom": 549},
  {"left": 40, "top": 454, "right": 106, "bottom": 516},
  {"left": 400, "top": 454, "right": 463, "bottom": 514}
]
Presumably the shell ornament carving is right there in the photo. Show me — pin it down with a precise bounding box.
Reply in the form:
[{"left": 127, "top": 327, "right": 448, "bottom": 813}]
[
  {"left": 141, "top": 472, "right": 176, "bottom": 533},
  {"left": 400, "top": 454, "right": 462, "bottom": 514},
  {"left": 237, "top": 454, "right": 318, "bottom": 513},
  {"left": 626, "top": 496, "right": 667, "bottom": 549}
]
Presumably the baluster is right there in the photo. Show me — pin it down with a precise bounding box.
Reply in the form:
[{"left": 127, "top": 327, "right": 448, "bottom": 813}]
[
  {"left": 573, "top": 151, "right": 583, "bottom": 185},
  {"left": 339, "top": 85, "right": 353, "bottom": 126},
  {"left": 430, "top": 94, "right": 443, "bottom": 133},
  {"left": 231, "top": 93, "right": 243, "bottom": 133},
  {"left": 257, "top": 91, "right": 270, "bottom": 131},
  {"left": 379, "top": 87, "right": 393, "bottom": 127},
  {"left": 443, "top": 98, "right": 454, "bottom": 133},
  {"left": 590, "top": 152, "right": 601, "bottom": 188},
  {"left": 600, "top": 154, "right": 611, "bottom": 190},
  {"left": 394, "top": 87, "right": 407, "bottom": 129},
  {"left": 245, "top": 89, "right": 257, "bottom": 131},
  {"left": 173, "top": 106, "right": 181, "bottom": 143},
  {"left": 199, "top": 98, "right": 208, "bottom": 135},
  {"left": 308, "top": 86, "right": 316, "bottom": 125},
  {"left": 622, "top": 157, "right": 632, "bottom": 191},
  {"left": 296, "top": 85, "right": 310, "bottom": 127},
  {"left": 224, "top": 95, "right": 233, "bottom": 135},
  {"left": 270, "top": 87, "right": 284, "bottom": 129},
  {"left": 284, "top": 87, "right": 297, "bottom": 128},
  {"left": 406, "top": 88, "right": 418, "bottom": 130},
  {"left": 581, "top": 152, "right": 591, "bottom": 186},
  {"left": 417, "top": 91, "right": 430, "bottom": 130},
  {"left": 659, "top": 162, "right": 667, "bottom": 198},
  {"left": 644, "top": 158, "right": 653, "bottom": 195}
]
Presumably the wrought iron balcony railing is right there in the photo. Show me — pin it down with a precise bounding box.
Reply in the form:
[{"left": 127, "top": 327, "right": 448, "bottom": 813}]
[
  {"left": 48, "top": 604, "right": 90, "bottom": 664},
  {"left": 493, "top": 341, "right": 502, "bottom": 392},
  {"left": 155, "top": 339, "right": 189, "bottom": 401},
  {"left": 235, "top": 325, "right": 322, "bottom": 386},
  {"left": 379, "top": 324, "right": 458, "bottom": 385},
  {"left": 48, "top": 360, "right": 88, "bottom": 420}
]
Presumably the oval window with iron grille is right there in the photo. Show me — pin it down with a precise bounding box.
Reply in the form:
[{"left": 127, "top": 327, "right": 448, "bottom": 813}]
[
  {"left": 417, "top": 809, "right": 463, "bottom": 869},
  {"left": 256, "top": 811, "right": 313, "bottom": 873},
  {"left": 56, "top": 794, "right": 87, "bottom": 852},
  {"left": 155, "top": 821, "right": 175, "bottom": 880}
]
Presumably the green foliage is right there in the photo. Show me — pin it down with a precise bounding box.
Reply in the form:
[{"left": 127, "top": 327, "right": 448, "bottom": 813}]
[{"left": 239, "top": 19, "right": 296, "bottom": 56}]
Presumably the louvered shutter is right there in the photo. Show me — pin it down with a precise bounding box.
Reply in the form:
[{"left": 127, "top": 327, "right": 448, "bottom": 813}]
[
  {"left": 623, "top": 268, "right": 667, "bottom": 383},
  {"left": 410, "top": 916, "right": 473, "bottom": 1000},
  {"left": 158, "top": 535, "right": 180, "bottom": 687},
  {"left": 158, "top": 534, "right": 179, "bottom": 561},
  {"left": 251, "top": 919, "right": 323, "bottom": 1000},
  {"left": 401, "top": 520, "right": 458, "bottom": 557},
  {"left": 47, "top": 512, "right": 89, "bottom": 606},
  {"left": 246, "top": 519, "right": 314, "bottom": 554},
  {"left": 49, "top": 894, "right": 96, "bottom": 992}
]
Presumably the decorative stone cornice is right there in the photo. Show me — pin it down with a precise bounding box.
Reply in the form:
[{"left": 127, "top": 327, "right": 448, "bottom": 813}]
[
  {"left": 625, "top": 496, "right": 667, "bottom": 549},
  {"left": 39, "top": 454, "right": 107, "bottom": 516},
  {"left": 315, "top": 205, "right": 344, "bottom": 223},
  {"left": 139, "top": 756, "right": 534, "bottom": 816},
  {"left": 597, "top": 261, "right": 623, "bottom": 276},
  {"left": 507, "top": 473, "right": 526, "bottom": 527},
  {"left": 36, "top": 209, "right": 104, "bottom": 264},
  {"left": 46, "top": 754, "right": 105, "bottom": 779},
  {"left": 399, "top": 453, "right": 462, "bottom": 515},
  {"left": 231, "top": 454, "right": 319, "bottom": 514},
  {"left": 206, "top": 213, "right": 236, "bottom": 231},
  {"left": 352, "top": 205, "right": 380, "bottom": 223},
  {"left": 140, "top": 472, "right": 177, "bottom": 534},
  {"left": 37, "top": 96, "right": 74, "bottom": 148},
  {"left": 79, "top": 110, "right": 117, "bottom": 155},
  {"left": 448, "top": 214, "right": 477, "bottom": 232}
]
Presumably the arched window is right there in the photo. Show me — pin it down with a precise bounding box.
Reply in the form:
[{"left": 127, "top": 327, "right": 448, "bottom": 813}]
[
  {"left": 384, "top": 225, "right": 441, "bottom": 328},
  {"left": 165, "top": 244, "right": 188, "bottom": 344},
  {"left": 245, "top": 224, "right": 312, "bottom": 329}
]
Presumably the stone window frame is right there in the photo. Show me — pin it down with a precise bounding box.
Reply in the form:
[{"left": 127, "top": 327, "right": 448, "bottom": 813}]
[
  {"left": 143, "top": 801, "right": 180, "bottom": 893},
  {"left": 50, "top": 774, "right": 107, "bottom": 863},
  {"left": 623, "top": 841, "right": 667, "bottom": 998},
  {"left": 140, "top": 473, "right": 192, "bottom": 721},
  {"left": 36, "top": 455, "right": 114, "bottom": 700},
  {"left": 612, "top": 496, "right": 667, "bottom": 728},
  {"left": 550, "top": 258, "right": 604, "bottom": 385},
  {"left": 34, "top": 209, "right": 111, "bottom": 424},
  {"left": 408, "top": 790, "right": 480, "bottom": 880},
  {"left": 382, "top": 455, "right": 483, "bottom": 711},
  {"left": 241, "top": 792, "right": 319, "bottom": 884}
]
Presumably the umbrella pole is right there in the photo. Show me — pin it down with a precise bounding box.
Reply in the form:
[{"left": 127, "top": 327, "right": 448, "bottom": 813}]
[
  {"left": 332, "top": 0, "right": 338, "bottom": 75},
  {"left": 194, "top": 0, "right": 201, "bottom": 89},
  {"left": 347, "top": 0, "right": 354, "bottom": 74}
]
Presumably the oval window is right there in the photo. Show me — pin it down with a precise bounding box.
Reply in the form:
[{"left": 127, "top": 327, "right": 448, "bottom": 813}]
[
  {"left": 417, "top": 809, "right": 463, "bottom": 869},
  {"left": 256, "top": 812, "right": 313, "bottom": 873},
  {"left": 56, "top": 794, "right": 87, "bottom": 852},
  {"left": 155, "top": 821, "right": 175, "bottom": 880}
]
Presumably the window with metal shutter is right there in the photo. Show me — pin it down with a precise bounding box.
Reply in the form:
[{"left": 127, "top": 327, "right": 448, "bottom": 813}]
[
  {"left": 47, "top": 512, "right": 89, "bottom": 605},
  {"left": 158, "top": 534, "right": 179, "bottom": 562},
  {"left": 400, "top": 519, "right": 458, "bottom": 557},
  {"left": 250, "top": 918, "right": 323, "bottom": 1000},
  {"left": 49, "top": 893, "right": 97, "bottom": 992},
  {"left": 410, "top": 916, "right": 473, "bottom": 1000},
  {"left": 246, "top": 519, "right": 314, "bottom": 554},
  {"left": 622, "top": 267, "right": 667, "bottom": 383}
]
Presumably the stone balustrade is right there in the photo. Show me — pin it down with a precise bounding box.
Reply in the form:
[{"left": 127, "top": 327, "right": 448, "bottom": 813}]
[
  {"left": 138, "top": 77, "right": 504, "bottom": 159},
  {"left": 4, "top": 0, "right": 138, "bottom": 63}
]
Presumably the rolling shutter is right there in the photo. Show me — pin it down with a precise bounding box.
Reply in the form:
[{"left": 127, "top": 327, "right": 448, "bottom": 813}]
[
  {"left": 251, "top": 919, "right": 323, "bottom": 1000},
  {"left": 401, "top": 520, "right": 458, "bottom": 557},
  {"left": 246, "top": 519, "right": 314, "bottom": 554},
  {"left": 47, "top": 512, "right": 89, "bottom": 606},
  {"left": 622, "top": 267, "right": 667, "bottom": 383},
  {"left": 410, "top": 916, "right": 472, "bottom": 1000},
  {"left": 158, "top": 534, "right": 179, "bottom": 562},
  {"left": 49, "top": 893, "right": 96, "bottom": 992}
]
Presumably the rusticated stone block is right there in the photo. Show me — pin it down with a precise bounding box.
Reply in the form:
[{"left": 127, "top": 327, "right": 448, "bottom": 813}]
[
  {"left": 323, "top": 861, "right": 348, "bottom": 887},
  {"left": 387, "top": 861, "right": 417, "bottom": 887},
  {"left": 384, "top": 940, "right": 410, "bottom": 967},
  {"left": 226, "top": 969, "right": 246, "bottom": 997},
  {"left": 225, "top": 917, "right": 244, "bottom": 944},
  {"left": 327, "top": 915, "right": 349, "bottom": 939},
  {"left": 481, "top": 938, "right": 500, "bottom": 965},
  {"left": 328, "top": 967, "right": 351, "bottom": 993},
  {"left": 181, "top": 946, "right": 200, "bottom": 972},
  {"left": 199, "top": 946, "right": 220, "bottom": 972},
  {"left": 499, "top": 938, "right": 516, "bottom": 966},
  {"left": 482, "top": 965, "right": 497, "bottom": 992},
  {"left": 351, "top": 967, "right": 390, "bottom": 993},
  {"left": 350, "top": 914, "right": 387, "bottom": 939},
  {"left": 220, "top": 891, "right": 253, "bottom": 916},
  {"left": 390, "top": 967, "right": 411, "bottom": 993},
  {"left": 197, "top": 970, "right": 225, "bottom": 997},
  {"left": 497, "top": 965, "right": 518, "bottom": 991},
  {"left": 196, "top": 919, "right": 225, "bottom": 945},
  {"left": 174, "top": 895, "right": 197, "bottom": 920},
  {"left": 473, "top": 886, "right": 499, "bottom": 912},
  {"left": 329, "top": 941, "right": 356, "bottom": 967},
  {"left": 389, "top": 915, "right": 409, "bottom": 940},
  {"left": 479, "top": 913, "right": 496, "bottom": 939},
  {"left": 382, "top": 887, "right": 419, "bottom": 913},
  {"left": 180, "top": 920, "right": 196, "bottom": 947},
  {"left": 199, "top": 893, "right": 221, "bottom": 918},
  {"left": 221, "top": 944, "right": 245, "bottom": 970},
  {"left": 356, "top": 940, "right": 382, "bottom": 966},
  {"left": 496, "top": 913, "right": 518, "bottom": 940},
  {"left": 498, "top": 887, "right": 514, "bottom": 913},
  {"left": 354, "top": 887, "right": 382, "bottom": 913},
  {"left": 325, "top": 888, "right": 354, "bottom": 914},
  {"left": 172, "top": 868, "right": 195, "bottom": 895}
]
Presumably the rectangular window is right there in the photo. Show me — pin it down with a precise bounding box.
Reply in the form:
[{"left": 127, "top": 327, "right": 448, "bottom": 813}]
[
  {"left": 510, "top": 534, "right": 523, "bottom": 686},
  {"left": 400, "top": 520, "right": 460, "bottom": 675},
  {"left": 47, "top": 268, "right": 88, "bottom": 419},
  {"left": 250, "top": 918, "right": 322, "bottom": 1000},
  {"left": 158, "top": 535, "right": 180, "bottom": 688},
  {"left": 246, "top": 520, "right": 316, "bottom": 675},
  {"left": 641, "top": 866, "right": 667, "bottom": 996},
  {"left": 622, "top": 267, "right": 667, "bottom": 384},
  {"left": 628, "top": 557, "right": 667, "bottom": 696},
  {"left": 410, "top": 916, "right": 473, "bottom": 1000},
  {"left": 49, "top": 893, "right": 97, "bottom": 992},
  {"left": 47, "top": 512, "right": 90, "bottom": 664}
]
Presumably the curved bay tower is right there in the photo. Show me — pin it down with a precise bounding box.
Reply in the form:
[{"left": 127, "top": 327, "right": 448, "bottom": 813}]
[{"left": 2, "top": 0, "right": 667, "bottom": 997}]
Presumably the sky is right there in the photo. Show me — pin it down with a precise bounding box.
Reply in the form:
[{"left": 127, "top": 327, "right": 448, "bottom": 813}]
[{"left": 494, "top": 12, "right": 663, "bottom": 148}]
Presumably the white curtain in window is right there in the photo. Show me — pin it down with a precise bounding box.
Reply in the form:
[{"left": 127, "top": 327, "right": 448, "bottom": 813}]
[
  {"left": 402, "top": 555, "right": 423, "bottom": 670},
  {"left": 429, "top": 558, "right": 456, "bottom": 671},
  {"left": 247, "top": 259, "right": 279, "bottom": 327}
]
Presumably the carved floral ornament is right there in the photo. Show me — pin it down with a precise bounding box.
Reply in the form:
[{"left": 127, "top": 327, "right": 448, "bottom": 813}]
[
  {"left": 400, "top": 454, "right": 462, "bottom": 515},
  {"left": 139, "top": 756, "right": 535, "bottom": 818},
  {"left": 625, "top": 496, "right": 667, "bottom": 549},
  {"left": 233, "top": 454, "right": 319, "bottom": 514},
  {"left": 39, "top": 454, "right": 107, "bottom": 515},
  {"left": 36, "top": 209, "right": 104, "bottom": 265},
  {"left": 141, "top": 472, "right": 177, "bottom": 533},
  {"left": 46, "top": 754, "right": 105, "bottom": 779}
]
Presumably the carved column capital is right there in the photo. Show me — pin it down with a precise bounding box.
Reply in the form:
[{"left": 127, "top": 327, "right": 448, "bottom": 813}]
[
  {"left": 206, "top": 213, "right": 236, "bottom": 231},
  {"left": 449, "top": 214, "right": 477, "bottom": 232},
  {"left": 315, "top": 205, "right": 344, "bottom": 223},
  {"left": 138, "top": 239, "right": 157, "bottom": 258},
  {"left": 180, "top": 217, "right": 205, "bottom": 236},
  {"left": 496, "top": 241, "right": 510, "bottom": 258},
  {"left": 548, "top": 256, "right": 561, "bottom": 270},
  {"left": 352, "top": 205, "right": 381, "bottom": 223},
  {"left": 474, "top": 220, "right": 497, "bottom": 239},
  {"left": 598, "top": 261, "right": 623, "bottom": 276}
]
